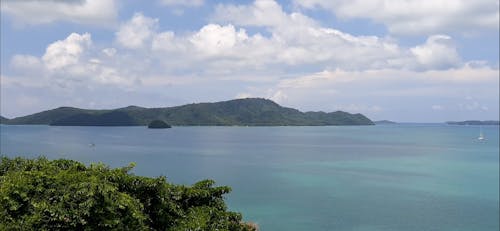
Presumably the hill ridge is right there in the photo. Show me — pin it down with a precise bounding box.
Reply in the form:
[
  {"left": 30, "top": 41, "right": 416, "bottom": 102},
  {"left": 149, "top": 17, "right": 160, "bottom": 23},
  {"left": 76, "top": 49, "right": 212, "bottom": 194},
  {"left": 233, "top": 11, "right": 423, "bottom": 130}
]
[{"left": 5, "top": 98, "right": 374, "bottom": 126}]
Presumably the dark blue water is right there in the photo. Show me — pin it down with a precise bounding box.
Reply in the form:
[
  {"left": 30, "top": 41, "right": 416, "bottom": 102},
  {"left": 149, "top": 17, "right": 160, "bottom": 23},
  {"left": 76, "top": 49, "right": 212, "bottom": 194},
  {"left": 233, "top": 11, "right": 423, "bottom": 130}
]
[{"left": 1, "top": 124, "right": 498, "bottom": 231}]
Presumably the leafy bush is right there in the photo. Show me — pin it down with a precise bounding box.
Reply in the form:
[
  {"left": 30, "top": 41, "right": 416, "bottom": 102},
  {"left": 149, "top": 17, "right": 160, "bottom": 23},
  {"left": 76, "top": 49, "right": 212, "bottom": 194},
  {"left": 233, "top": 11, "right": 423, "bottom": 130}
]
[{"left": 0, "top": 157, "right": 256, "bottom": 231}]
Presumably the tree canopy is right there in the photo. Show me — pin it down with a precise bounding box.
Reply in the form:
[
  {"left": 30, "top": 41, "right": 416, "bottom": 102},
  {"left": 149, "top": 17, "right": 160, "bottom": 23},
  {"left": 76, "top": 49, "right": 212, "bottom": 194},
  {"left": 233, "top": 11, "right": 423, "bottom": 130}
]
[{"left": 0, "top": 156, "right": 256, "bottom": 231}]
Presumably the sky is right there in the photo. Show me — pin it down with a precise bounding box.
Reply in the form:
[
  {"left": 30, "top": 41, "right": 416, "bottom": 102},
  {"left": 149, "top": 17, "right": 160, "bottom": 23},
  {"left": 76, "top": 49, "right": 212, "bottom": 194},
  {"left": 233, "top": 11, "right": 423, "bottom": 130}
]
[{"left": 0, "top": 0, "right": 499, "bottom": 122}]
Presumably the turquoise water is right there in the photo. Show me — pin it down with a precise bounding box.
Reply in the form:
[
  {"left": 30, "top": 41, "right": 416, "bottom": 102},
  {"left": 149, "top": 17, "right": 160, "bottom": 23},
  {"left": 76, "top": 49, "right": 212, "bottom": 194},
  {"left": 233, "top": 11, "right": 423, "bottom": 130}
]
[{"left": 1, "top": 124, "right": 498, "bottom": 231}]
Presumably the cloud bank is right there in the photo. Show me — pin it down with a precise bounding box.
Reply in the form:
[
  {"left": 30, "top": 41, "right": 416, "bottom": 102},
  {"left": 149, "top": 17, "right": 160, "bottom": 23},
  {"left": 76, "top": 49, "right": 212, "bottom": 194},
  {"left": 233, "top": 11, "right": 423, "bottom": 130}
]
[
  {"left": 1, "top": 0, "right": 118, "bottom": 27},
  {"left": 293, "top": 0, "right": 499, "bottom": 35},
  {"left": 1, "top": 0, "right": 498, "bottom": 122}
]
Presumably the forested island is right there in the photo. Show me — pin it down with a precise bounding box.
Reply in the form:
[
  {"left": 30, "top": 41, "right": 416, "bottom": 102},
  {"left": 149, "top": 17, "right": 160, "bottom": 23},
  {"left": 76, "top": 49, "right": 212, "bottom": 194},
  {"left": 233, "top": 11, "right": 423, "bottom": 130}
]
[
  {"left": 1, "top": 98, "right": 373, "bottom": 126},
  {"left": 0, "top": 157, "right": 257, "bottom": 230},
  {"left": 446, "top": 120, "right": 499, "bottom": 125},
  {"left": 148, "top": 120, "right": 171, "bottom": 129}
]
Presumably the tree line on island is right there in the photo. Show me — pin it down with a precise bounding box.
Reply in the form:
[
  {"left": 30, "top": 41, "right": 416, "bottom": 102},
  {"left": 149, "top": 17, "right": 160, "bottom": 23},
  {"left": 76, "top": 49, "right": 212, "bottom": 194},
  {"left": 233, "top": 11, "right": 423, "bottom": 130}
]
[
  {"left": 0, "top": 98, "right": 374, "bottom": 126},
  {"left": 446, "top": 120, "right": 499, "bottom": 125}
]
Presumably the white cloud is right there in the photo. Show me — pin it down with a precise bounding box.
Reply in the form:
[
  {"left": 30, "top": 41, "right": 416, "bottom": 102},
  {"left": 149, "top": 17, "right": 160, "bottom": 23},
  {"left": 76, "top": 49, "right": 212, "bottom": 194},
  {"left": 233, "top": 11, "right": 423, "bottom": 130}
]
[
  {"left": 235, "top": 93, "right": 253, "bottom": 99},
  {"left": 42, "top": 33, "right": 92, "bottom": 70},
  {"left": 251, "top": 66, "right": 499, "bottom": 115},
  {"left": 87, "top": 63, "right": 132, "bottom": 85},
  {"left": 3, "top": 3, "right": 498, "bottom": 121},
  {"left": 8, "top": 32, "right": 137, "bottom": 89},
  {"left": 269, "top": 90, "right": 288, "bottom": 104},
  {"left": 1, "top": 0, "right": 117, "bottom": 27},
  {"left": 8, "top": 5, "right": 483, "bottom": 93},
  {"left": 189, "top": 24, "right": 249, "bottom": 55},
  {"left": 277, "top": 66, "right": 499, "bottom": 91},
  {"left": 116, "top": 13, "right": 159, "bottom": 49},
  {"left": 40, "top": 2, "right": 460, "bottom": 79},
  {"left": 214, "top": 0, "right": 300, "bottom": 27},
  {"left": 410, "top": 35, "right": 461, "bottom": 70},
  {"left": 293, "top": 0, "right": 499, "bottom": 35},
  {"left": 10, "top": 55, "right": 43, "bottom": 72},
  {"left": 102, "top": 48, "right": 117, "bottom": 57},
  {"left": 152, "top": 32, "right": 178, "bottom": 51},
  {"left": 6, "top": 5, "right": 489, "bottom": 92},
  {"left": 212, "top": 0, "right": 459, "bottom": 70},
  {"left": 160, "top": 0, "right": 204, "bottom": 7}
]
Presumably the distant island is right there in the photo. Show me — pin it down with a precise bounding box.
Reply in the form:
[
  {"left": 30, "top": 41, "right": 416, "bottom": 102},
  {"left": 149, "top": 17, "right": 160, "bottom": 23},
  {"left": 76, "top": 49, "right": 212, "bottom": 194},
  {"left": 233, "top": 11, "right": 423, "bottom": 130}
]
[
  {"left": 148, "top": 120, "right": 171, "bottom": 129},
  {"left": 374, "top": 120, "right": 397, "bottom": 124},
  {"left": 446, "top": 120, "right": 499, "bottom": 125},
  {"left": 1, "top": 98, "right": 374, "bottom": 126}
]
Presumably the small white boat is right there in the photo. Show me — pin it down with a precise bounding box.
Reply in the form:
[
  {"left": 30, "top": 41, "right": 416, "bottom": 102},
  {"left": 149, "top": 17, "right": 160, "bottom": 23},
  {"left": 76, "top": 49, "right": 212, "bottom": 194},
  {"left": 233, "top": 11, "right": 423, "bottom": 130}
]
[{"left": 478, "top": 127, "right": 485, "bottom": 140}]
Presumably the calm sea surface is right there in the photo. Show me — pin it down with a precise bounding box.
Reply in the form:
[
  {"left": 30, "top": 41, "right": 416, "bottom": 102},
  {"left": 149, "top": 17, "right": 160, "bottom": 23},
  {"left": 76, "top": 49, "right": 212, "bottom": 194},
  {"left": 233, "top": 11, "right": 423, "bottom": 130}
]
[{"left": 1, "top": 124, "right": 499, "bottom": 231}]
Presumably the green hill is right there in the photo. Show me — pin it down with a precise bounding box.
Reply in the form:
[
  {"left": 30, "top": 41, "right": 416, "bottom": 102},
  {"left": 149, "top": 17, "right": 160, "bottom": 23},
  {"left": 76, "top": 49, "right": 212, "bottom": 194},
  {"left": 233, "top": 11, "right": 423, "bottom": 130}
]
[
  {"left": 4, "top": 107, "right": 102, "bottom": 125},
  {"left": 0, "top": 116, "right": 9, "bottom": 124},
  {"left": 51, "top": 111, "right": 140, "bottom": 126},
  {"left": 5, "top": 98, "right": 374, "bottom": 126}
]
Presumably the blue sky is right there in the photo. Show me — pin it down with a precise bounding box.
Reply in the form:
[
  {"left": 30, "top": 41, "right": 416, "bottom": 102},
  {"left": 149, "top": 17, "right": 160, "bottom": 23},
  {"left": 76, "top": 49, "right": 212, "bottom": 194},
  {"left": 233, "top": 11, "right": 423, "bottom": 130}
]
[{"left": 1, "top": 0, "right": 499, "bottom": 122}]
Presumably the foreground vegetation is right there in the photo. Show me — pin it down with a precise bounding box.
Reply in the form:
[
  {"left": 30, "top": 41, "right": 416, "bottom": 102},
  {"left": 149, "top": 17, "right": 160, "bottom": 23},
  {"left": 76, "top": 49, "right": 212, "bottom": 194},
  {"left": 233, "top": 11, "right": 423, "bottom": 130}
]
[{"left": 0, "top": 157, "right": 256, "bottom": 231}]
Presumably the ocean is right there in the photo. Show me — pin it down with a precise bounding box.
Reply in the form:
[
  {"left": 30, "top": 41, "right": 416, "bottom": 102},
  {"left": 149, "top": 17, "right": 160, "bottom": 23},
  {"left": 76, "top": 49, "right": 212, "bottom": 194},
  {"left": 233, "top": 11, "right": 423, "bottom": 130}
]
[{"left": 1, "top": 124, "right": 498, "bottom": 231}]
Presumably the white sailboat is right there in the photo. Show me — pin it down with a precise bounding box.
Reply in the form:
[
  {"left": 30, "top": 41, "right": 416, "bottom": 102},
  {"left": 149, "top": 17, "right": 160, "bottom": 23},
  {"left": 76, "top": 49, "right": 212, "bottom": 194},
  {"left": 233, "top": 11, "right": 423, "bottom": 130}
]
[{"left": 478, "top": 126, "right": 485, "bottom": 140}]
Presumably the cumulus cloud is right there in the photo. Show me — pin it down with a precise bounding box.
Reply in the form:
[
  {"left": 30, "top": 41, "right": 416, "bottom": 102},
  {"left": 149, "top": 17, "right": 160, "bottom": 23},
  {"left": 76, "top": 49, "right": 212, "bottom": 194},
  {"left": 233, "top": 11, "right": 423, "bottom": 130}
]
[
  {"left": 3, "top": 1, "right": 498, "bottom": 121},
  {"left": 78, "top": 2, "right": 470, "bottom": 78},
  {"left": 6, "top": 6, "right": 485, "bottom": 93},
  {"left": 152, "top": 32, "right": 178, "bottom": 51},
  {"left": 214, "top": 0, "right": 301, "bottom": 27},
  {"left": 102, "top": 48, "right": 117, "bottom": 57},
  {"left": 190, "top": 24, "right": 249, "bottom": 55},
  {"left": 42, "top": 33, "right": 92, "bottom": 70},
  {"left": 293, "top": 0, "right": 499, "bottom": 35},
  {"left": 116, "top": 13, "right": 159, "bottom": 49},
  {"left": 410, "top": 35, "right": 461, "bottom": 70},
  {"left": 5, "top": 4, "right": 488, "bottom": 91},
  {"left": 1, "top": 0, "right": 117, "bottom": 27},
  {"left": 211, "top": 0, "right": 460, "bottom": 70},
  {"left": 7, "top": 32, "right": 137, "bottom": 90}
]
